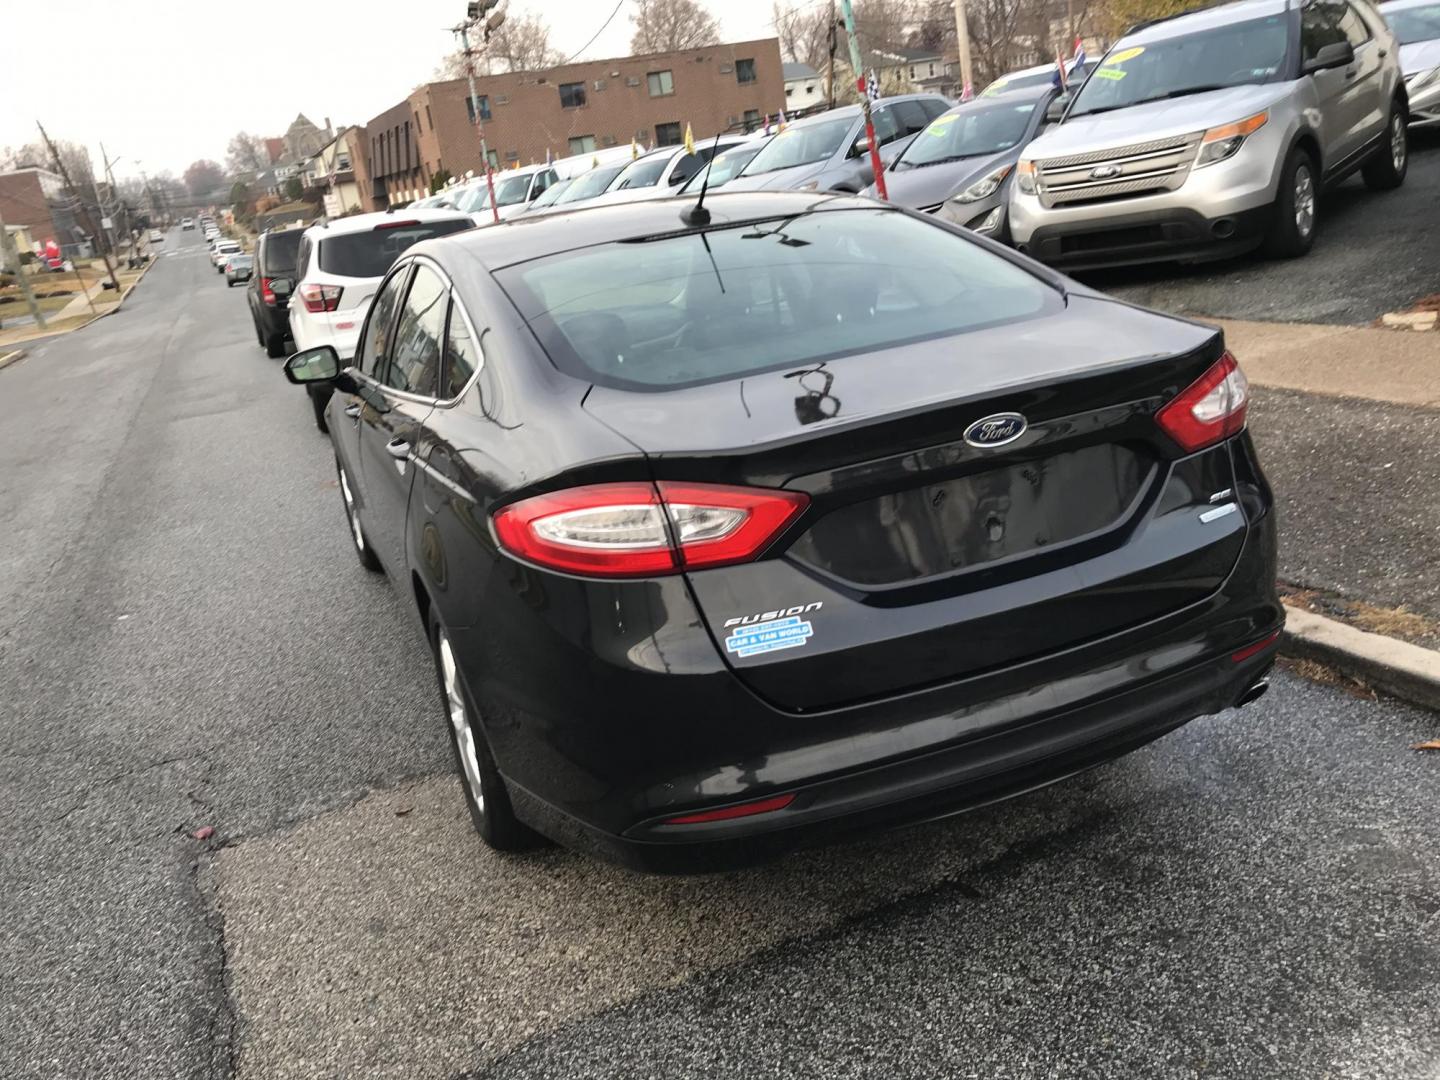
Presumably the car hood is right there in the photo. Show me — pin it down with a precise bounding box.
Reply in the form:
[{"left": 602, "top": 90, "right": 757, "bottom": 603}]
[
  {"left": 723, "top": 161, "right": 827, "bottom": 192},
  {"left": 866, "top": 147, "right": 1018, "bottom": 208},
  {"left": 1023, "top": 84, "right": 1289, "bottom": 161},
  {"left": 1400, "top": 39, "right": 1440, "bottom": 77},
  {"left": 575, "top": 185, "right": 668, "bottom": 207}
]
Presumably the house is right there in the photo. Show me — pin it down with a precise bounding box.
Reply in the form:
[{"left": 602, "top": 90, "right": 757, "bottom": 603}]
[
  {"left": 363, "top": 38, "right": 786, "bottom": 208},
  {"left": 301, "top": 127, "right": 365, "bottom": 218},
  {"left": 783, "top": 62, "right": 825, "bottom": 112},
  {"left": 865, "top": 47, "right": 948, "bottom": 94},
  {"left": 282, "top": 114, "right": 334, "bottom": 162},
  {"left": 0, "top": 167, "right": 88, "bottom": 256}
]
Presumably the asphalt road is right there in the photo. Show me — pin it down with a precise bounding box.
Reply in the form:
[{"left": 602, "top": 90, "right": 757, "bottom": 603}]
[
  {"left": 1, "top": 227, "right": 1438, "bottom": 1080},
  {"left": 1087, "top": 131, "right": 1440, "bottom": 325}
]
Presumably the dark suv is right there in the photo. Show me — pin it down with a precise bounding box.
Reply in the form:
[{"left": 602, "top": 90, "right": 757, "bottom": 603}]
[{"left": 247, "top": 228, "right": 304, "bottom": 358}]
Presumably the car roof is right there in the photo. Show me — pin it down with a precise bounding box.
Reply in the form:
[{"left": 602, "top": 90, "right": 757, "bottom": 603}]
[
  {"left": 416, "top": 190, "right": 889, "bottom": 273},
  {"left": 300, "top": 207, "right": 472, "bottom": 240},
  {"left": 1124, "top": 0, "right": 1289, "bottom": 40}
]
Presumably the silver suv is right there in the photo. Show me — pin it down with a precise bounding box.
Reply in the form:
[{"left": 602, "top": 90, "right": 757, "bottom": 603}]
[{"left": 1009, "top": 0, "right": 1408, "bottom": 269}]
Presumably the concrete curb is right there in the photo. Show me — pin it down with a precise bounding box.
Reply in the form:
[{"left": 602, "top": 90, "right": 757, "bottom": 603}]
[
  {"left": 1282, "top": 604, "right": 1440, "bottom": 712},
  {"left": 0, "top": 348, "right": 25, "bottom": 371}
]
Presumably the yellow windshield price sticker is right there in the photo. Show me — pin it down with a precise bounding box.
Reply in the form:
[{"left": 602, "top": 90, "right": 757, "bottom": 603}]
[
  {"left": 1094, "top": 67, "right": 1127, "bottom": 80},
  {"left": 927, "top": 115, "right": 958, "bottom": 135},
  {"left": 982, "top": 79, "right": 1008, "bottom": 97},
  {"left": 1104, "top": 46, "right": 1145, "bottom": 65}
]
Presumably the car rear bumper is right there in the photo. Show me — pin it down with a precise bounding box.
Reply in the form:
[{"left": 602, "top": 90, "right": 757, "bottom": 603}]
[
  {"left": 457, "top": 458, "right": 1280, "bottom": 873},
  {"left": 1014, "top": 204, "right": 1272, "bottom": 271}
]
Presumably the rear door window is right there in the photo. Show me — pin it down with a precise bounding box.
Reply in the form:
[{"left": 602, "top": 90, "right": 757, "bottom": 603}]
[
  {"left": 378, "top": 264, "right": 448, "bottom": 397},
  {"left": 317, "top": 219, "right": 473, "bottom": 278},
  {"left": 442, "top": 299, "right": 483, "bottom": 398},
  {"left": 892, "top": 100, "right": 932, "bottom": 136}
]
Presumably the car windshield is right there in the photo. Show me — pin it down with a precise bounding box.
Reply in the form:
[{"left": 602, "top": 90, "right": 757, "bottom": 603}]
[
  {"left": 1385, "top": 2, "right": 1440, "bottom": 42},
  {"left": 493, "top": 174, "right": 534, "bottom": 206},
  {"left": 895, "top": 99, "right": 1040, "bottom": 169},
  {"left": 496, "top": 208, "right": 1057, "bottom": 391},
  {"left": 743, "top": 117, "right": 855, "bottom": 174},
  {"left": 1069, "top": 16, "right": 1290, "bottom": 117},
  {"left": 453, "top": 183, "right": 491, "bottom": 213},
  {"left": 317, "top": 219, "right": 473, "bottom": 278},
  {"left": 556, "top": 164, "right": 626, "bottom": 202},
  {"left": 612, "top": 155, "right": 671, "bottom": 189},
  {"left": 678, "top": 144, "right": 766, "bottom": 193},
  {"left": 529, "top": 178, "right": 573, "bottom": 208}
]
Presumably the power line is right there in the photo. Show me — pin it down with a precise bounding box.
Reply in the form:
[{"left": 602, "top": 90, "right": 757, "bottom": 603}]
[{"left": 562, "top": 0, "right": 626, "bottom": 64}]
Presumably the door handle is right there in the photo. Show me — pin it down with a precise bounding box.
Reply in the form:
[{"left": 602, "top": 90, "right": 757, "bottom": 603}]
[
  {"left": 344, "top": 403, "right": 361, "bottom": 420},
  {"left": 1345, "top": 67, "right": 1358, "bottom": 79},
  {"left": 385, "top": 438, "right": 412, "bottom": 460}
]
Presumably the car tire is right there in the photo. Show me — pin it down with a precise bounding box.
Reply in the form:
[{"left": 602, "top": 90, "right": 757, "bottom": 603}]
[
  {"left": 335, "top": 459, "right": 382, "bottom": 572},
  {"left": 1262, "top": 145, "right": 1318, "bottom": 260},
  {"left": 429, "top": 611, "right": 540, "bottom": 852},
  {"left": 1361, "top": 107, "right": 1408, "bottom": 191},
  {"left": 265, "top": 331, "right": 287, "bottom": 359},
  {"left": 310, "top": 388, "right": 331, "bottom": 433}
]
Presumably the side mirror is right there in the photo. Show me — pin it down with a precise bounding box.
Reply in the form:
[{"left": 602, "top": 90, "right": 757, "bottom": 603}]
[
  {"left": 284, "top": 345, "right": 341, "bottom": 385},
  {"left": 850, "top": 133, "right": 871, "bottom": 158},
  {"left": 1045, "top": 95, "right": 1070, "bottom": 123},
  {"left": 1304, "top": 41, "right": 1355, "bottom": 74}
]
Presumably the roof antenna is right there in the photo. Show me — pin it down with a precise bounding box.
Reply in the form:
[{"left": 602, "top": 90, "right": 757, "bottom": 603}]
[{"left": 680, "top": 131, "right": 724, "bottom": 227}]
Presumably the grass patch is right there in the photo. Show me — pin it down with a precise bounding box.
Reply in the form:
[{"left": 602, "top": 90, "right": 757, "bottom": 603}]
[{"left": 1279, "top": 583, "right": 1440, "bottom": 649}]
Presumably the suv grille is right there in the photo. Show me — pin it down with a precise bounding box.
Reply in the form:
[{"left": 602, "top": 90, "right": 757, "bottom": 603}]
[{"left": 1036, "top": 133, "right": 1202, "bottom": 208}]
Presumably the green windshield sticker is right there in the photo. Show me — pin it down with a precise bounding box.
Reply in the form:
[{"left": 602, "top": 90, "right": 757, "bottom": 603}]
[
  {"left": 1094, "top": 67, "right": 1127, "bottom": 81},
  {"left": 926, "top": 115, "right": 958, "bottom": 135}
]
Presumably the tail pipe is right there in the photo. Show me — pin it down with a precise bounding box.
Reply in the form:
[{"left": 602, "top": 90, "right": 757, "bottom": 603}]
[{"left": 1235, "top": 678, "right": 1270, "bottom": 709}]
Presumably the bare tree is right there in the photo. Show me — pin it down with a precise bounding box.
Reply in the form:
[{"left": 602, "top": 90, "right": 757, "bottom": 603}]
[
  {"left": 183, "top": 160, "right": 226, "bottom": 197},
  {"left": 436, "top": 10, "right": 563, "bottom": 77},
  {"left": 225, "top": 132, "right": 270, "bottom": 175},
  {"left": 772, "top": 2, "right": 835, "bottom": 70},
  {"left": 630, "top": 0, "right": 722, "bottom": 55},
  {"left": 3, "top": 138, "right": 95, "bottom": 189}
]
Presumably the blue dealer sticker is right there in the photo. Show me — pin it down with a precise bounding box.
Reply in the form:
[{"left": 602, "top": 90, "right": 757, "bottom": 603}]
[{"left": 724, "top": 616, "right": 815, "bottom": 658}]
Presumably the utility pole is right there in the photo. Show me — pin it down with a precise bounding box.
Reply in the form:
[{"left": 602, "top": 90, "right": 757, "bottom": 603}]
[
  {"left": 953, "top": 0, "right": 974, "bottom": 100},
  {"left": 36, "top": 122, "right": 121, "bottom": 293},
  {"left": 0, "top": 206, "right": 47, "bottom": 330},
  {"left": 101, "top": 143, "right": 133, "bottom": 265},
  {"left": 838, "top": 0, "right": 888, "bottom": 201},
  {"left": 826, "top": 0, "right": 837, "bottom": 110},
  {"left": 457, "top": 1, "right": 504, "bottom": 224}
]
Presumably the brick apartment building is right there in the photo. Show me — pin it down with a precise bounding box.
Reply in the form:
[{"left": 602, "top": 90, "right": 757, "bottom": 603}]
[
  {"left": 362, "top": 38, "right": 785, "bottom": 208},
  {"left": 0, "top": 168, "right": 66, "bottom": 251}
]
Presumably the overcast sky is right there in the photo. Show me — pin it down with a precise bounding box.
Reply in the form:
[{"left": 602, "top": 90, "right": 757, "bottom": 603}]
[{"left": 5, "top": 0, "right": 784, "bottom": 180}]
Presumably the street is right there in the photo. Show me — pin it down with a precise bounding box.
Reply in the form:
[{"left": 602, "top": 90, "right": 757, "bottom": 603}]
[{"left": 2, "top": 221, "right": 1438, "bottom": 1079}]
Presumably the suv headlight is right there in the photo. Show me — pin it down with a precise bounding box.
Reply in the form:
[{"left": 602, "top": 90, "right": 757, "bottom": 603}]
[
  {"left": 951, "top": 165, "right": 1014, "bottom": 204},
  {"left": 1408, "top": 67, "right": 1440, "bottom": 91},
  {"left": 1195, "top": 111, "right": 1269, "bottom": 167},
  {"left": 1016, "top": 160, "right": 1038, "bottom": 194}
]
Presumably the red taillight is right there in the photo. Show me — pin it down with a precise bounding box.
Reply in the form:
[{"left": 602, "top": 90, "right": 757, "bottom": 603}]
[
  {"left": 492, "top": 481, "right": 810, "bottom": 578},
  {"left": 1232, "top": 630, "right": 1281, "bottom": 663},
  {"left": 299, "top": 283, "right": 343, "bottom": 313},
  {"left": 663, "top": 793, "right": 797, "bottom": 825},
  {"left": 260, "top": 277, "right": 276, "bottom": 305},
  {"left": 1155, "top": 351, "right": 1249, "bottom": 453}
]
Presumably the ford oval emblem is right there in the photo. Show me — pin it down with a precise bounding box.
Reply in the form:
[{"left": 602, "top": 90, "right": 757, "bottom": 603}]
[
  {"left": 1090, "top": 164, "right": 1122, "bottom": 180},
  {"left": 964, "top": 412, "right": 1028, "bottom": 449}
]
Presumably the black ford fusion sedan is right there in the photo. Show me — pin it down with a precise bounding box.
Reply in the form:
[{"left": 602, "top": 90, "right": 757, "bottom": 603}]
[{"left": 285, "top": 191, "right": 1281, "bottom": 872}]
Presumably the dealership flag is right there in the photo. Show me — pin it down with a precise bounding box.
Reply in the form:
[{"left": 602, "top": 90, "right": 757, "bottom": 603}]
[
  {"left": 762, "top": 114, "right": 772, "bottom": 135},
  {"left": 683, "top": 123, "right": 696, "bottom": 155},
  {"left": 866, "top": 69, "right": 879, "bottom": 100}
]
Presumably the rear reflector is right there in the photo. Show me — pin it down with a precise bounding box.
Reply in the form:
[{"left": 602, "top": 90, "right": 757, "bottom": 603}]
[
  {"left": 663, "top": 793, "right": 797, "bottom": 825},
  {"left": 492, "top": 481, "right": 809, "bottom": 578},
  {"left": 1231, "top": 630, "right": 1281, "bottom": 663},
  {"left": 299, "top": 283, "right": 343, "bottom": 313},
  {"left": 1156, "top": 351, "right": 1249, "bottom": 453}
]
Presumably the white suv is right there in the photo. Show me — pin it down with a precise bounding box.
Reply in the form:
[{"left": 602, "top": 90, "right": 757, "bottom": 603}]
[{"left": 288, "top": 209, "right": 473, "bottom": 429}]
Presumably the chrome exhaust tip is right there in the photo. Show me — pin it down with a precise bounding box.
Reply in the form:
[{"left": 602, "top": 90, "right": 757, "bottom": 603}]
[{"left": 1236, "top": 679, "right": 1270, "bottom": 709}]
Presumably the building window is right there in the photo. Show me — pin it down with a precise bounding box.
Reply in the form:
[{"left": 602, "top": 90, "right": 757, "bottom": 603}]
[
  {"left": 568, "top": 135, "right": 597, "bottom": 154},
  {"left": 559, "top": 82, "right": 587, "bottom": 108},
  {"left": 736, "top": 58, "right": 756, "bottom": 84},
  {"left": 337, "top": 154, "right": 351, "bottom": 170},
  {"left": 744, "top": 109, "right": 761, "bottom": 128},
  {"left": 466, "top": 94, "right": 491, "bottom": 123},
  {"left": 486, "top": 149, "right": 499, "bottom": 169},
  {"left": 647, "top": 70, "right": 674, "bottom": 97},
  {"left": 655, "top": 121, "right": 682, "bottom": 146},
  {"left": 785, "top": 86, "right": 793, "bottom": 96},
  {"left": 425, "top": 105, "right": 433, "bottom": 129},
  {"left": 929, "top": 63, "right": 936, "bottom": 77},
  {"left": 415, "top": 111, "right": 422, "bottom": 132}
]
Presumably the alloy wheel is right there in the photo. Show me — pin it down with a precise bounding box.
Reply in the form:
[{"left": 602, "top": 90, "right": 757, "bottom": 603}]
[
  {"left": 439, "top": 630, "right": 486, "bottom": 814},
  {"left": 1391, "top": 114, "right": 1407, "bottom": 173},
  {"left": 1294, "top": 166, "right": 1315, "bottom": 238},
  {"left": 337, "top": 464, "right": 366, "bottom": 555}
]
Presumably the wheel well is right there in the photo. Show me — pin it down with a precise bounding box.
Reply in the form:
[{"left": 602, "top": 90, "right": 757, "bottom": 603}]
[
  {"left": 1293, "top": 132, "right": 1322, "bottom": 175},
  {"left": 411, "top": 572, "right": 433, "bottom": 637}
]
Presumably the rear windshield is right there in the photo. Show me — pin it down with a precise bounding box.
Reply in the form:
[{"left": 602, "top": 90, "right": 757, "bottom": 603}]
[
  {"left": 743, "top": 117, "right": 854, "bottom": 174},
  {"left": 1385, "top": 2, "right": 1440, "bottom": 42},
  {"left": 260, "top": 229, "right": 302, "bottom": 274},
  {"left": 496, "top": 209, "right": 1058, "bottom": 391},
  {"left": 317, "top": 219, "right": 472, "bottom": 278}
]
